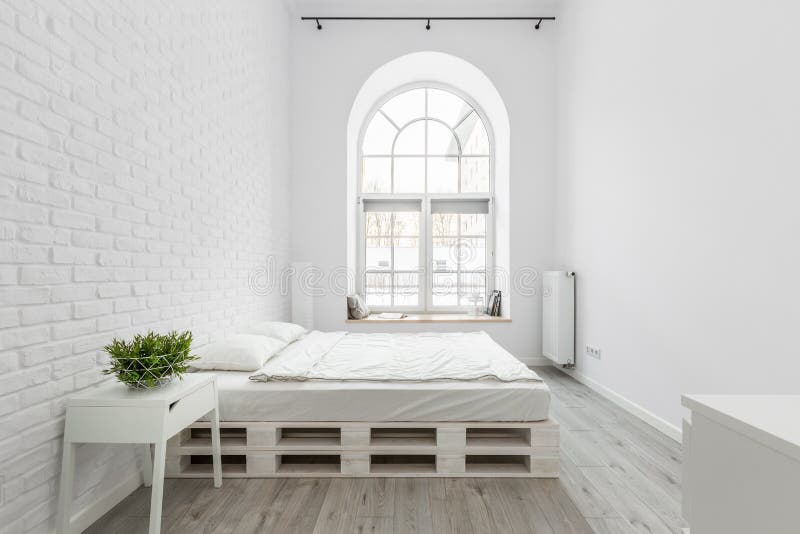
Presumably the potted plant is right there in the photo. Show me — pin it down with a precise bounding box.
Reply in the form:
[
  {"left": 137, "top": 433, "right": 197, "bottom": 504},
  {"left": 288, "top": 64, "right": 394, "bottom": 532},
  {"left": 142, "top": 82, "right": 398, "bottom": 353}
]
[{"left": 103, "top": 330, "right": 197, "bottom": 389}]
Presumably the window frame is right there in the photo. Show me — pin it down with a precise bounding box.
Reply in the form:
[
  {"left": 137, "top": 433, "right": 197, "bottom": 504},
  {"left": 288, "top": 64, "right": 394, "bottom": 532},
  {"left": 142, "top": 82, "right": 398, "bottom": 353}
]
[{"left": 356, "top": 82, "right": 495, "bottom": 313}]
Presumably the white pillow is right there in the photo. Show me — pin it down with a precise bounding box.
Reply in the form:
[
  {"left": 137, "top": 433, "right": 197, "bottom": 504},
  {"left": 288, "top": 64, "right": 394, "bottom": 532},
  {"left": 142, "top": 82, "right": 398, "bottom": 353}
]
[
  {"left": 192, "top": 334, "right": 287, "bottom": 371},
  {"left": 241, "top": 321, "right": 307, "bottom": 344}
]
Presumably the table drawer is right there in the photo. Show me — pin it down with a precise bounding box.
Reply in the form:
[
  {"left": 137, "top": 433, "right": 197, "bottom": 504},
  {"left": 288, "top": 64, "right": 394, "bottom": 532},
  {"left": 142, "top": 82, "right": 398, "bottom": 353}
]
[
  {"left": 67, "top": 406, "right": 167, "bottom": 443},
  {"left": 165, "top": 382, "right": 215, "bottom": 438}
]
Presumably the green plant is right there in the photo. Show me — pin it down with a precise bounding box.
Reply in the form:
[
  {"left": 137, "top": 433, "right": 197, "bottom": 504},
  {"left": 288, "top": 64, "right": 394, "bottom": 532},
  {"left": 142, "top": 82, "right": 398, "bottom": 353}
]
[{"left": 103, "top": 330, "right": 197, "bottom": 388}]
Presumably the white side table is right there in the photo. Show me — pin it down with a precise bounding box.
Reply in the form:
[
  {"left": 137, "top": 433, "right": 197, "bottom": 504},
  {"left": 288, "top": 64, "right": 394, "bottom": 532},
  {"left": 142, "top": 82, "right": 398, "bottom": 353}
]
[{"left": 56, "top": 373, "right": 222, "bottom": 534}]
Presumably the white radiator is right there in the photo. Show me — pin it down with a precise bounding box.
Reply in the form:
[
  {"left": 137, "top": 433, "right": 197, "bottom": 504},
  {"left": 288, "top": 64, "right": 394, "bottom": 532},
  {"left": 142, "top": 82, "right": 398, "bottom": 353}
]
[{"left": 542, "top": 271, "right": 575, "bottom": 365}]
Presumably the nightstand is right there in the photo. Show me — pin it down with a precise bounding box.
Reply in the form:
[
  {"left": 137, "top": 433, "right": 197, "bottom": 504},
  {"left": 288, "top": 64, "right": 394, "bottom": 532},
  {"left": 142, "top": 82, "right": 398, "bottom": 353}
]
[{"left": 56, "top": 373, "right": 221, "bottom": 534}]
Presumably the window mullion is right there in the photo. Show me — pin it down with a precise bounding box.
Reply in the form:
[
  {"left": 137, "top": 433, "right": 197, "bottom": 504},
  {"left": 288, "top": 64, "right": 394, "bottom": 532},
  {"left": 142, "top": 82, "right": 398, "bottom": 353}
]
[
  {"left": 390, "top": 213, "right": 395, "bottom": 307},
  {"left": 457, "top": 214, "right": 462, "bottom": 307},
  {"left": 424, "top": 198, "right": 431, "bottom": 312}
]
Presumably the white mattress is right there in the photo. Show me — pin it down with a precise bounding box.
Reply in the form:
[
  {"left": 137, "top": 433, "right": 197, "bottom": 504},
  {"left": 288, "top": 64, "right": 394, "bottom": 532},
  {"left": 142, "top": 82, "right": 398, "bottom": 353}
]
[
  {"left": 250, "top": 331, "right": 543, "bottom": 383},
  {"left": 211, "top": 371, "right": 551, "bottom": 422}
]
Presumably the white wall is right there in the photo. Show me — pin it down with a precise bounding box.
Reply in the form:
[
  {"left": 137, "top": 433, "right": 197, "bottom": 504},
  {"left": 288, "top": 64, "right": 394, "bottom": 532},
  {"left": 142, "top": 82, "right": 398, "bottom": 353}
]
[
  {"left": 290, "top": 6, "right": 557, "bottom": 362},
  {"left": 0, "top": 0, "right": 291, "bottom": 531},
  {"left": 555, "top": 0, "right": 800, "bottom": 431}
]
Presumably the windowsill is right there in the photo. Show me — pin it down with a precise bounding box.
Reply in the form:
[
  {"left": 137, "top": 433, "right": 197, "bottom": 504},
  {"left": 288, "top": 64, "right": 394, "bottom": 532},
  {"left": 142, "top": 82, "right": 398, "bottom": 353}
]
[{"left": 345, "top": 313, "right": 511, "bottom": 324}]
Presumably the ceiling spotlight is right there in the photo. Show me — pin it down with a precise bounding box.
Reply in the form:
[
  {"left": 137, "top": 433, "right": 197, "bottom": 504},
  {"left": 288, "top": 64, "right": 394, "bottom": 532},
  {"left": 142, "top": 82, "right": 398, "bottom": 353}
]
[
  {"left": 535, "top": 18, "right": 542, "bottom": 30},
  {"left": 316, "top": 18, "right": 322, "bottom": 30},
  {"left": 426, "top": 19, "right": 431, "bottom": 30}
]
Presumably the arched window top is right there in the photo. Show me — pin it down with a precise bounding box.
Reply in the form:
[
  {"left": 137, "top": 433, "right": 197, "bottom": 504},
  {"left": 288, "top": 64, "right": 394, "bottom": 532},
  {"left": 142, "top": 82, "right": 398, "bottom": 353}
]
[{"left": 360, "top": 87, "right": 490, "bottom": 194}]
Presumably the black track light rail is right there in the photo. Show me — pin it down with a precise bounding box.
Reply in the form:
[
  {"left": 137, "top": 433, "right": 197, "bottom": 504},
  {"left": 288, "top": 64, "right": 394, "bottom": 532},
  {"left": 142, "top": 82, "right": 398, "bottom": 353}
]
[{"left": 302, "top": 16, "right": 556, "bottom": 31}]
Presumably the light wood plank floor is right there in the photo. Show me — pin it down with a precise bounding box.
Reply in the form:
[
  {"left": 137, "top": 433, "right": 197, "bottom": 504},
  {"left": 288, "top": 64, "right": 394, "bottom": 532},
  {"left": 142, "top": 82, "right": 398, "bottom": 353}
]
[{"left": 86, "top": 366, "right": 685, "bottom": 534}]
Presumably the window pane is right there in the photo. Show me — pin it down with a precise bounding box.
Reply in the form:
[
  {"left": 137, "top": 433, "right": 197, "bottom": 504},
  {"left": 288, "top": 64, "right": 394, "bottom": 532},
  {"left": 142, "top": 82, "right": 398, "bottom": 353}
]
[
  {"left": 461, "top": 156, "right": 490, "bottom": 192},
  {"left": 393, "top": 272, "right": 419, "bottom": 306},
  {"left": 393, "top": 211, "right": 419, "bottom": 236},
  {"left": 427, "top": 157, "right": 458, "bottom": 193},
  {"left": 381, "top": 88, "right": 425, "bottom": 128},
  {"left": 366, "top": 237, "right": 392, "bottom": 270},
  {"left": 393, "top": 157, "right": 424, "bottom": 193},
  {"left": 431, "top": 213, "right": 458, "bottom": 237},
  {"left": 427, "top": 120, "right": 458, "bottom": 155},
  {"left": 365, "top": 272, "right": 391, "bottom": 306},
  {"left": 432, "top": 273, "right": 457, "bottom": 306},
  {"left": 459, "top": 272, "right": 486, "bottom": 306},
  {"left": 455, "top": 111, "right": 490, "bottom": 155},
  {"left": 460, "top": 213, "right": 486, "bottom": 235},
  {"left": 460, "top": 237, "right": 486, "bottom": 271},
  {"left": 362, "top": 157, "right": 391, "bottom": 193},
  {"left": 394, "top": 237, "right": 419, "bottom": 271},
  {"left": 394, "top": 121, "right": 425, "bottom": 155},
  {"left": 362, "top": 112, "right": 396, "bottom": 155},
  {"left": 365, "top": 212, "right": 391, "bottom": 237},
  {"left": 432, "top": 237, "right": 457, "bottom": 271},
  {"left": 428, "top": 89, "right": 471, "bottom": 127}
]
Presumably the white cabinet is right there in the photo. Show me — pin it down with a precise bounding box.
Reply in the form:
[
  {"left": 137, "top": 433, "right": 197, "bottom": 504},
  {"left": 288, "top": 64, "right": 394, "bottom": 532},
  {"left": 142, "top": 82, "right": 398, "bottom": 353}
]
[{"left": 682, "top": 395, "right": 800, "bottom": 534}]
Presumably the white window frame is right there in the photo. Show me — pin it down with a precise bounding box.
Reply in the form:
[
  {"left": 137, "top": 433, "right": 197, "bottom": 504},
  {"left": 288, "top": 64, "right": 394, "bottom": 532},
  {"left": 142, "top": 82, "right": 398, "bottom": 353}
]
[{"left": 356, "top": 82, "right": 495, "bottom": 313}]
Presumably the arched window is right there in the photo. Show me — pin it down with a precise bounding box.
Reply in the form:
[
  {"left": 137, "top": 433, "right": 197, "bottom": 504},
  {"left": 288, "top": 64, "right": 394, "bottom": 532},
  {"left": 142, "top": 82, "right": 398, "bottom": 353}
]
[{"left": 358, "top": 86, "right": 493, "bottom": 311}]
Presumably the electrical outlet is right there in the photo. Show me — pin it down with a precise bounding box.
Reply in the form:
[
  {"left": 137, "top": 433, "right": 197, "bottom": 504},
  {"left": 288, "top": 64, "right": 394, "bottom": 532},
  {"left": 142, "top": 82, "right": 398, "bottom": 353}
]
[{"left": 584, "top": 344, "right": 602, "bottom": 359}]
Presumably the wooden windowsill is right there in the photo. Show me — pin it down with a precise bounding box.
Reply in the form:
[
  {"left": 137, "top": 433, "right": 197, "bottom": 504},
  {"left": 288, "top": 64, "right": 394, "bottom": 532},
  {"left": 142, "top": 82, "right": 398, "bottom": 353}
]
[{"left": 345, "top": 314, "right": 511, "bottom": 324}]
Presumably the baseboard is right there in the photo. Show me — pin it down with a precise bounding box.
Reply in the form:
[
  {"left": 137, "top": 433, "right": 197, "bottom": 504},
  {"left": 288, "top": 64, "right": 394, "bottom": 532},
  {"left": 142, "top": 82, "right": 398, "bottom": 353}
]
[
  {"left": 558, "top": 365, "right": 682, "bottom": 443},
  {"left": 70, "top": 470, "right": 143, "bottom": 534},
  {"left": 521, "top": 356, "right": 553, "bottom": 366}
]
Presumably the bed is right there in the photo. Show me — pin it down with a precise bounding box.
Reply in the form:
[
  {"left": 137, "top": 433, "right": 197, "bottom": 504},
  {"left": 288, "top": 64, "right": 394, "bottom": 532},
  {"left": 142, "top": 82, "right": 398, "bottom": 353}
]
[{"left": 165, "top": 331, "right": 558, "bottom": 478}]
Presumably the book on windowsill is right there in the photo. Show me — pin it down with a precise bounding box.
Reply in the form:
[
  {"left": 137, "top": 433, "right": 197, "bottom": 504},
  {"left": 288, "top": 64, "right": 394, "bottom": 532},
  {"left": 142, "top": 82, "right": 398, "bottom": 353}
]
[
  {"left": 376, "top": 312, "right": 407, "bottom": 320},
  {"left": 486, "top": 290, "right": 502, "bottom": 317}
]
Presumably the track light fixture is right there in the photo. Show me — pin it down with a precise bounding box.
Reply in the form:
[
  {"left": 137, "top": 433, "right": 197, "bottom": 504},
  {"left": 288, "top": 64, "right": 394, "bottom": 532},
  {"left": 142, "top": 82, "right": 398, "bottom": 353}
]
[{"left": 301, "top": 16, "right": 556, "bottom": 32}]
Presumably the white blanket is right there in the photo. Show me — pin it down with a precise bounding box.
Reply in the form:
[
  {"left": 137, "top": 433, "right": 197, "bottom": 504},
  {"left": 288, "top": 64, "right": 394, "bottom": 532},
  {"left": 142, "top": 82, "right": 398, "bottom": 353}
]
[{"left": 250, "top": 331, "right": 542, "bottom": 383}]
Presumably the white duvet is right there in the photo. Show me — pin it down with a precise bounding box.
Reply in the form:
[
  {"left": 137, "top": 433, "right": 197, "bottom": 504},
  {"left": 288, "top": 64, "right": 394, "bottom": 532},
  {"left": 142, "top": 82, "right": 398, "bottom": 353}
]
[{"left": 249, "top": 331, "right": 542, "bottom": 383}]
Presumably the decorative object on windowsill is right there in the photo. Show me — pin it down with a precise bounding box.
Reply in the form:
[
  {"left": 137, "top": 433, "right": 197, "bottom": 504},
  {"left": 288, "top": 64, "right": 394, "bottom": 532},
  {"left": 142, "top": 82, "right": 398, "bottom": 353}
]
[
  {"left": 377, "top": 312, "right": 407, "bottom": 320},
  {"left": 486, "top": 290, "right": 502, "bottom": 317},
  {"left": 347, "top": 294, "right": 371, "bottom": 320},
  {"left": 102, "top": 330, "right": 197, "bottom": 389},
  {"left": 469, "top": 294, "right": 484, "bottom": 316}
]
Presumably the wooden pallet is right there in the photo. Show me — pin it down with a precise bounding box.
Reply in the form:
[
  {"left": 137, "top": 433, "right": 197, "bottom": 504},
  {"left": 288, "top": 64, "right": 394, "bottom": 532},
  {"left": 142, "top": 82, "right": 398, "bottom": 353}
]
[{"left": 165, "top": 420, "right": 559, "bottom": 478}]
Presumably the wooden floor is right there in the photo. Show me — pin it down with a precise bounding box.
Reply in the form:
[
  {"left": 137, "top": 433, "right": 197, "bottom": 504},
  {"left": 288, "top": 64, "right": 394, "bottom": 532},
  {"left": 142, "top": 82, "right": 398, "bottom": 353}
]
[{"left": 86, "top": 366, "right": 685, "bottom": 534}]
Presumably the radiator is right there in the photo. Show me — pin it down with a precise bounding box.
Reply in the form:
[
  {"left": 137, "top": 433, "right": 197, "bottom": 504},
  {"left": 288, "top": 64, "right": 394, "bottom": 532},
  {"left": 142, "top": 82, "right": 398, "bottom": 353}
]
[{"left": 542, "top": 271, "right": 575, "bottom": 365}]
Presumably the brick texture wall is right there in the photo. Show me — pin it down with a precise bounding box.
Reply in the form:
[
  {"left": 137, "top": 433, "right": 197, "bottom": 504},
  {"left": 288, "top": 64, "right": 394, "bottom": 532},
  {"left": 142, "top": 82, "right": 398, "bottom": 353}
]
[{"left": 0, "top": 0, "right": 291, "bottom": 531}]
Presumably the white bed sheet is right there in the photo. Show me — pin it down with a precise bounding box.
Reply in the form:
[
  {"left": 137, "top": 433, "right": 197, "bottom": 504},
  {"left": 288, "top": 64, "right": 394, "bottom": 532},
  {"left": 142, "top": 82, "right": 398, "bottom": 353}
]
[
  {"left": 250, "top": 331, "right": 543, "bottom": 383},
  {"left": 209, "top": 370, "right": 551, "bottom": 422}
]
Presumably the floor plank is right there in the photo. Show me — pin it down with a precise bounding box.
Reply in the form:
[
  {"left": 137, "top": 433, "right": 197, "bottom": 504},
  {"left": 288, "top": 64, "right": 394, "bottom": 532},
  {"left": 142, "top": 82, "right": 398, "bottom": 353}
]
[
  {"left": 443, "top": 478, "right": 494, "bottom": 534},
  {"left": 210, "top": 479, "right": 284, "bottom": 534},
  {"left": 85, "top": 366, "right": 684, "bottom": 534},
  {"left": 254, "top": 478, "right": 330, "bottom": 534},
  {"left": 311, "top": 478, "right": 361, "bottom": 534},
  {"left": 580, "top": 467, "right": 674, "bottom": 534},
  {"left": 527, "top": 479, "right": 596, "bottom": 534},
  {"left": 558, "top": 454, "right": 619, "bottom": 519},
  {"left": 223, "top": 479, "right": 286, "bottom": 533},
  {"left": 393, "top": 478, "right": 434, "bottom": 534},
  {"left": 586, "top": 517, "right": 637, "bottom": 534},
  {"left": 561, "top": 430, "right": 607, "bottom": 468},
  {"left": 167, "top": 479, "right": 252, "bottom": 533}
]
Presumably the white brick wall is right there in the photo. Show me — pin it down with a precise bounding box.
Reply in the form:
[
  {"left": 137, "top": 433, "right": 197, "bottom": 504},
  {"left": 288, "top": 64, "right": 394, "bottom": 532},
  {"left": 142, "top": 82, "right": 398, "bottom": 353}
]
[{"left": 0, "top": 0, "right": 292, "bottom": 531}]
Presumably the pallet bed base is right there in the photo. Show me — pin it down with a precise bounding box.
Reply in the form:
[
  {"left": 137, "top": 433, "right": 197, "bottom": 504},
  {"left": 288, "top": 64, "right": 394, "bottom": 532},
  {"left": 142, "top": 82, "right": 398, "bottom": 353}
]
[{"left": 165, "top": 420, "right": 559, "bottom": 478}]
